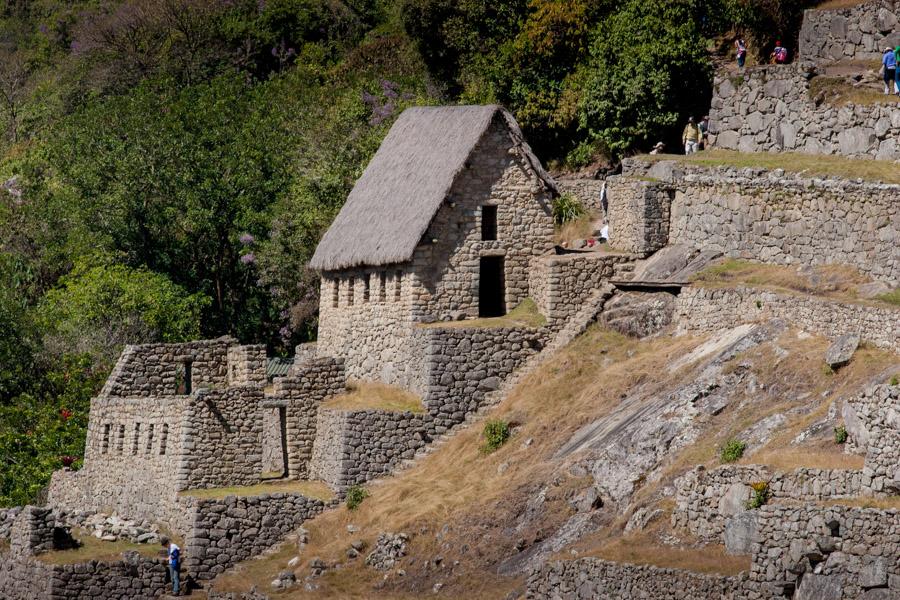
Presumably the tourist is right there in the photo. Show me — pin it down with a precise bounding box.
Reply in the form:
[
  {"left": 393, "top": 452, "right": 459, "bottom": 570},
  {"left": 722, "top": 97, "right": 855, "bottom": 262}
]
[
  {"left": 882, "top": 47, "right": 897, "bottom": 95},
  {"left": 682, "top": 117, "right": 701, "bottom": 155},
  {"left": 735, "top": 38, "right": 747, "bottom": 68},
  {"left": 895, "top": 46, "right": 900, "bottom": 96},
  {"left": 699, "top": 116, "right": 711, "bottom": 150},
  {"left": 650, "top": 141, "right": 666, "bottom": 155},
  {"left": 161, "top": 536, "right": 181, "bottom": 596},
  {"left": 772, "top": 42, "right": 788, "bottom": 64}
]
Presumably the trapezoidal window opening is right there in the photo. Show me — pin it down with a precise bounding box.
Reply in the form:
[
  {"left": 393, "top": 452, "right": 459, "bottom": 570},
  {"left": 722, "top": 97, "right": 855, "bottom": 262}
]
[
  {"left": 101, "top": 423, "right": 111, "bottom": 454},
  {"left": 117, "top": 424, "right": 125, "bottom": 453},
  {"left": 363, "top": 274, "right": 371, "bottom": 302},
  {"left": 481, "top": 205, "right": 498, "bottom": 241},
  {"left": 132, "top": 423, "right": 141, "bottom": 455},
  {"left": 379, "top": 271, "right": 387, "bottom": 302},
  {"left": 146, "top": 424, "right": 155, "bottom": 455},
  {"left": 348, "top": 277, "right": 355, "bottom": 306},
  {"left": 159, "top": 424, "right": 169, "bottom": 455},
  {"left": 176, "top": 360, "right": 193, "bottom": 395},
  {"left": 394, "top": 271, "right": 402, "bottom": 301},
  {"left": 332, "top": 278, "right": 339, "bottom": 308}
]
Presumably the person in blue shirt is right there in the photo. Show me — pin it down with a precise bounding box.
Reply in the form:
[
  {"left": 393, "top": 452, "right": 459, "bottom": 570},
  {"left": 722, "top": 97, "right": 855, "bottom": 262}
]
[
  {"left": 883, "top": 47, "right": 897, "bottom": 95},
  {"left": 160, "top": 536, "right": 181, "bottom": 596},
  {"left": 895, "top": 46, "right": 900, "bottom": 96}
]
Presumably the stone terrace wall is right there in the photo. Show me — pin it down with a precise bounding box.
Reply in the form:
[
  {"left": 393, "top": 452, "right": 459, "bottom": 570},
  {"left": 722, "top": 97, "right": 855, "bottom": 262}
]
[
  {"left": 709, "top": 65, "right": 900, "bottom": 160},
  {"left": 0, "top": 549, "right": 54, "bottom": 600},
  {"left": 846, "top": 384, "right": 900, "bottom": 494},
  {"left": 673, "top": 465, "right": 868, "bottom": 542},
  {"left": 527, "top": 557, "right": 745, "bottom": 600},
  {"left": 0, "top": 506, "right": 21, "bottom": 541},
  {"left": 556, "top": 176, "right": 605, "bottom": 213},
  {"left": 308, "top": 409, "right": 428, "bottom": 490},
  {"left": 184, "top": 492, "right": 326, "bottom": 581},
  {"left": 676, "top": 287, "right": 900, "bottom": 354},
  {"left": 100, "top": 337, "right": 238, "bottom": 397},
  {"left": 800, "top": 0, "right": 900, "bottom": 64},
  {"left": 748, "top": 505, "right": 900, "bottom": 599},
  {"left": 605, "top": 177, "right": 673, "bottom": 256},
  {"left": 411, "top": 326, "right": 547, "bottom": 432},
  {"left": 529, "top": 252, "right": 631, "bottom": 324},
  {"left": 267, "top": 357, "right": 346, "bottom": 479}
]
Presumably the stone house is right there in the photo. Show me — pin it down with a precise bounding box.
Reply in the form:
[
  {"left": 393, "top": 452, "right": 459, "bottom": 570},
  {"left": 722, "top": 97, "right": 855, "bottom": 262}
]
[{"left": 310, "top": 105, "right": 558, "bottom": 386}]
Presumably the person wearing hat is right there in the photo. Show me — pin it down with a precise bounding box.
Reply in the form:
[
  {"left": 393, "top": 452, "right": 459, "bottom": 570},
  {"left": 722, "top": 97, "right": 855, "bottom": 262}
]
[
  {"left": 682, "top": 117, "right": 701, "bottom": 155},
  {"left": 650, "top": 141, "right": 666, "bottom": 155},
  {"left": 882, "top": 47, "right": 897, "bottom": 95}
]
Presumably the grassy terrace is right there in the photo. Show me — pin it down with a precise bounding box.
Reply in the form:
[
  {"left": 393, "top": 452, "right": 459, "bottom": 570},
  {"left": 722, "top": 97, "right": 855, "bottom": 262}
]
[
  {"left": 322, "top": 381, "right": 425, "bottom": 414},
  {"left": 639, "top": 149, "right": 900, "bottom": 184},
  {"left": 180, "top": 479, "right": 334, "bottom": 502},
  {"left": 808, "top": 75, "right": 897, "bottom": 107},
  {"left": 691, "top": 259, "right": 900, "bottom": 309},
  {"left": 418, "top": 298, "right": 547, "bottom": 330},
  {"left": 36, "top": 528, "right": 164, "bottom": 565}
]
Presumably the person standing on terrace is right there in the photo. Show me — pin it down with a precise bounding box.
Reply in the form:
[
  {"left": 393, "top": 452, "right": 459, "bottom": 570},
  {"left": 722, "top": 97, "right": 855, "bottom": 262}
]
[
  {"left": 735, "top": 38, "right": 747, "bottom": 68},
  {"left": 883, "top": 47, "right": 897, "bottom": 95},
  {"left": 682, "top": 117, "right": 701, "bottom": 155}
]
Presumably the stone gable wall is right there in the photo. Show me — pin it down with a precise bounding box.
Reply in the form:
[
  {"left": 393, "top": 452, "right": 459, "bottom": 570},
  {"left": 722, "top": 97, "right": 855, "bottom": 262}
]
[
  {"left": 605, "top": 178, "right": 673, "bottom": 256},
  {"left": 799, "top": 0, "right": 900, "bottom": 64},
  {"left": 184, "top": 492, "right": 327, "bottom": 581},
  {"left": 308, "top": 409, "right": 428, "bottom": 490},
  {"left": 529, "top": 252, "right": 631, "bottom": 324},
  {"left": 527, "top": 557, "right": 745, "bottom": 600},
  {"left": 675, "top": 286, "right": 900, "bottom": 355},
  {"left": 709, "top": 66, "right": 900, "bottom": 160}
]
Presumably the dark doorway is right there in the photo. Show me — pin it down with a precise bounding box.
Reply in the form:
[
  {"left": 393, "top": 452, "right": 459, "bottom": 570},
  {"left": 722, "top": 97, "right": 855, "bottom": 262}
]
[{"left": 479, "top": 256, "right": 506, "bottom": 317}]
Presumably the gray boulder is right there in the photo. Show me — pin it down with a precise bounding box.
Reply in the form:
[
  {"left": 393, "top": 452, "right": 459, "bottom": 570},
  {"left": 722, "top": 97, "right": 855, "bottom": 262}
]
[
  {"left": 795, "top": 574, "right": 843, "bottom": 600},
  {"left": 825, "top": 333, "right": 860, "bottom": 369},
  {"left": 724, "top": 511, "right": 757, "bottom": 555}
]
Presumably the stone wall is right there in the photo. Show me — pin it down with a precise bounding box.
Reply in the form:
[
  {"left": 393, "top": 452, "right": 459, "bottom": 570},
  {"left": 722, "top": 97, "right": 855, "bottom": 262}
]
[
  {"left": 605, "top": 177, "right": 673, "bottom": 256},
  {"left": 184, "top": 492, "right": 326, "bottom": 581},
  {"left": 316, "top": 116, "right": 555, "bottom": 386},
  {"left": 227, "top": 344, "right": 267, "bottom": 386},
  {"left": 747, "top": 505, "right": 900, "bottom": 599},
  {"left": 799, "top": 0, "right": 900, "bottom": 64},
  {"left": 709, "top": 66, "right": 900, "bottom": 160},
  {"left": 0, "top": 549, "right": 54, "bottom": 600},
  {"left": 308, "top": 409, "right": 428, "bottom": 490},
  {"left": 556, "top": 176, "right": 605, "bottom": 213},
  {"left": 529, "top": 252, "right": 631, "bottom": 324},
  {"left": 845, "top": 384, "right": 900, "bottom": 494},
  {"left": 527, "top": 557, "right": 745, "bottom": 600},
  {"left": 675, "top": 286, "right": 900, "bottom": 355}
]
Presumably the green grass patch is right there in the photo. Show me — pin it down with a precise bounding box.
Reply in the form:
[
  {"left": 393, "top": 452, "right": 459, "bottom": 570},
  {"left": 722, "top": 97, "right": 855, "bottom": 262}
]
[
  {"left": 36, "top": 528, "right": 162, "bottom": 565},
  {"left": 322, "top": 382, "right": 425, "bottom": 414},
  {"left": 345, "top": 485, "right": 369, "bottom": 510},
  {"left": 719, "top": 439, "right": 746, "bottom": 463},
  {"left": 640, "top": 150, "right": 900, "bottom": 184},
  {"left": 180, "top": 479, "right": 334, "bottom": 502},
  {"left": 481, "top": 419, "right": 511, "bottom": 454},
  {"left": 876, "top": 289, "right": 900, "bottom": 307},
  {"left": 420, "top": 298, "right": 547, "bottom": 330}
]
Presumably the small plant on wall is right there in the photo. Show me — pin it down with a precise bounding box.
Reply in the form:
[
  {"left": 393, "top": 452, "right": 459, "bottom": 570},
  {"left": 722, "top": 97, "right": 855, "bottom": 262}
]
[
  {"left": 481, "top": 419, "right": 511, "bottom": 454},
  {"left": 834, "top": 425, "right": 848, "bottom": 444},
  {"left": 719, "top": 438, "right": 746, "bottom": 463},
  {"left": 745, "top": 481, "right": 771, "bottom": 510}
]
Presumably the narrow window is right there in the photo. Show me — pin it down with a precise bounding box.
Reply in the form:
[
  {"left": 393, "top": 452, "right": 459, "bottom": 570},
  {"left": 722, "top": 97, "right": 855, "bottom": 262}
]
[
  {"left": 184, "top": 362, "right": 192, "bottom": 395},
  {"left": 348, "top": 277, "right": 355, "bottom": 306},
  {"left": 146, "top": 424, "right": 155, "bottom": 455},
  {"left": 132, "top": 423, "right": 141, "bottom": 455},
  {"left": 363, "top": 274, "right": 371, "bottom": 302},
  {"left": 117, "top": 424, "right": 125, "bottom": 453},
  {"left": 101, "top": 423, "right": 111, "bottom": 454},
  {"left": 394, "top": 271, "right": 402, "bottom": 301},
  {"left": 159, "top": 424, "right": 169, "bottom": 455},
  {"left": 481, "top": 205, "right": 498, "bottom": 241},
  {"left": 379, "top": 272, "right": 387, "bottom": 302},
  {"left": 332, "top": 278, "right": 339, "bottom": 308}
]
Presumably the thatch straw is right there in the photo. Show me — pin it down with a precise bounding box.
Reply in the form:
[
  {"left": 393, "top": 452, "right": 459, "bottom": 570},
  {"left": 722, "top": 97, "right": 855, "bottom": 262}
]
[{"left": 309, "top": 105, "right": 558, "bottom": 272}]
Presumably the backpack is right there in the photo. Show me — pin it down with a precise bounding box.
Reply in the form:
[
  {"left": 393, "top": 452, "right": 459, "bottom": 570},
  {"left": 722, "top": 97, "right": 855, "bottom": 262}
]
[
  {"left": 775, "top": 47, "right": 787, "bottom": 63},
  {"left": 169, "top": 546, "right": 180, "bottom": 567}
]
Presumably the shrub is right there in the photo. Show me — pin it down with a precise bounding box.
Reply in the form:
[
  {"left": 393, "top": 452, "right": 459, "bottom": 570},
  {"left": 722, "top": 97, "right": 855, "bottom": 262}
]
[
  {"left": 345, "top": 485, "right": 369, "bottom": 510},
  {"left": 745, "top": 481, "right": 770, "bottom": 510},
  {"left": 719, "top": 438, "right": 746, "bottom": 463},
  {"left": 834, "top": 425, "right": 848, "bottom": 445},
  {"left": 552, "top": 194, "right": 586, "bottom": 225},
  {"left": 822, "top": 364, "right": 835, "bottom": 377},
  {"left": 481, "top": 419, "right": 511, "bottom": 454},
  {"left": 890, "top": 376, "right": 899, "bottom": 386}
]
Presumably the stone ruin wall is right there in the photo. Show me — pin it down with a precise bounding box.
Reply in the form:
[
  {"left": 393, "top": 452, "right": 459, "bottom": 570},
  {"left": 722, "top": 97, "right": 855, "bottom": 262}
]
[
  {"left": 709, "top": 65, "right": 900, "bottom": 160},
  {"left": 184, "top": 492, "right": 327, "bottom": 581},
  {"left": 529, "top": 252, "right": 631, "bottom": 324},
  {"left": 675, "top": 286, "right": 900, "bottom": 355},
  {"left": 800, "top": 0, "right": 900, "bottom": 64},
  {"left": 527, "top": 557, "right": 745, "bottom": 600},
  {"left": 309, "top": 409, "right": 429, "bottom": 490},
  {"left": 316, "top": 116, "right": 554, "bottom": 388},
  {"left": 611, "top": 161, "right": 900, "bottom": 285},
  {"left": 555, "top": 176, "right": 605, "bottom": 213},
  {"left": 845, "top": 384, "right": 900, "bottom": 494}
]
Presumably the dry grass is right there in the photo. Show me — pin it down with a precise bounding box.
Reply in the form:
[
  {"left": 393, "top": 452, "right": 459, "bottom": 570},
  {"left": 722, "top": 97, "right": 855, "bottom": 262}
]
[
  {"left": 815, "top": 0, "right": 868, "bottom": 9},
  {"left": 823, "top": 496, "right": 900, "bottom": 510},
  {"left": 691, "top": 259, "right": 900, "bottom": 311},
  {"left": 555, "top": 211, "right": 598, "bottom": 245},
  {"left": 322, "top": 382, "right": 424, "bottom": 414},
  {"left": 809, "top": 76, "right": 899, "bottom": 107},
  {"left": 36, "top": 527, "right": 163, "bottom": 565},
  {"left": 590, "top": 536, "right": 750, "bottom": 576},
  {"left": 419, "top": 297, "right": 547, "bottom": 329},
  {"left": 641, "top": 150, "right": 900, "bottom": 183},
  {"left": 180, "top": 480, "right": 334, "bottom": 502},
  {"left": 746, "top": 447, "right": 864, "bottom": 471}
]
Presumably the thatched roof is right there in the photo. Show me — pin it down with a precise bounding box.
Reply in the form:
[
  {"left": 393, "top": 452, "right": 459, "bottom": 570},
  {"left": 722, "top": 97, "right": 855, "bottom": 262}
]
[{"left": 309, "top": 105, "right": 557, "bottom": 272}]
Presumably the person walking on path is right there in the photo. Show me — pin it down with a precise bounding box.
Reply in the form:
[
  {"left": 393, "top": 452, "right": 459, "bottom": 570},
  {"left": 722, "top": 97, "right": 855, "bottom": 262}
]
[
  {"left": 699, "top": 116, "right": 711, "bottom": 150},
  {"left": 883, "top": 47, "right": 897, "bottom": 95},
  {"left": 682, "top": 117, "right": 701, "bottom": 155},
  {"left": 735, "top": 38, "right": 747, "bottom": 68},
  {"left": 161, "top": 536, "right": 182, "bottom": 596}
]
